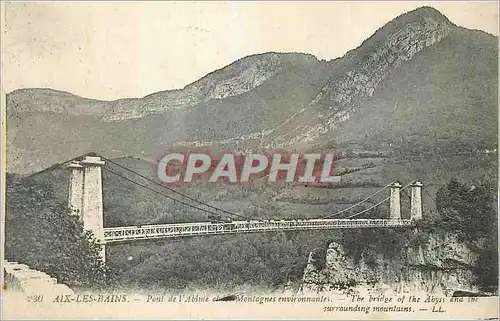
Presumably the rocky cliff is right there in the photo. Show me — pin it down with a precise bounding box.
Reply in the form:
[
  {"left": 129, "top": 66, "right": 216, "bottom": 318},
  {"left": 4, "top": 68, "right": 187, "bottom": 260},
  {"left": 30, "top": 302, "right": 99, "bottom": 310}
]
[
  {"left": 268, "top": 7, "right": 455, "bottom": 146},
  {"left": 102, "top": 52, "right": 289, "bottom": 121},
  {"left": 301, "top": 231, "right": 483, "bottom": 296},
  {"left": 6, "top": 52, "right": 294, "bottom": 122}
]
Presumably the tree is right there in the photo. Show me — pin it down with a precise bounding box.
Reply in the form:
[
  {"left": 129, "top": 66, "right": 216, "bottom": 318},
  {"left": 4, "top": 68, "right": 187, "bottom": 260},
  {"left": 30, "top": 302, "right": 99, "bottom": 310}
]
[
  {"left": 436, "top": 179, "right": 498, "bottom": 291},
  {"left": 5, "top": 173, "right": 108, "bottom": 289}
]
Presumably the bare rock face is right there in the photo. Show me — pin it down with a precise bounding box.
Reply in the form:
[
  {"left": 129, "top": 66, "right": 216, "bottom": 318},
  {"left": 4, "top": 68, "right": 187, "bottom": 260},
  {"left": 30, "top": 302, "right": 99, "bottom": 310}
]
[
  {"left": 302, "top": 252, "right": 320, "bottom": 289},
  {"left": 316, "top": 11, "right": 452, "bottom": 108},
  {"left": 102, "top": 53, "right": 284, "bottom": 121},
  {"left": 210, "top": 54, "right": 283, "bottom": 100},
  {"left": 301, "top": 231, "right": 479, "bottom": 296},
  {"left": 102, "top": 98, "right": 144, "bottom": 121},
  {"left": 403, "top": 233, "right": 478, "bottom": 295},
  {"left": 270, "top": 7, "right": 455, "bottom": 147},
  {"left": 301, "top": 242, "right": 358, "bottom": 294},
  {"left": 17, "top": 8, "right": 454, "bottom": 126},
  {"left": 7, "top": 53, "right": 286, "bottom": 122}
]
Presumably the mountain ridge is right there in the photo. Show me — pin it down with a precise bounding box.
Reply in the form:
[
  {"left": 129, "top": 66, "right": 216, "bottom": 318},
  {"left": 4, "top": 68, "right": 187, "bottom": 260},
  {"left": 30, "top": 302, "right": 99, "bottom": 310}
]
[
  {"left": 6, "top": 6, "right": 463, "bottom": 121},
  {"left": 6, "top": 6, "right": 498, "bottom": 174}
]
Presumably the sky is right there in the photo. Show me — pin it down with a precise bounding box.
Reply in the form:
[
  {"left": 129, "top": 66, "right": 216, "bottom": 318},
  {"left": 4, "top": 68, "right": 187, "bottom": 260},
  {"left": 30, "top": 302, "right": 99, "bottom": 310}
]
[{"left": 2, "top": 1, "right": 498, "bottom": 100}]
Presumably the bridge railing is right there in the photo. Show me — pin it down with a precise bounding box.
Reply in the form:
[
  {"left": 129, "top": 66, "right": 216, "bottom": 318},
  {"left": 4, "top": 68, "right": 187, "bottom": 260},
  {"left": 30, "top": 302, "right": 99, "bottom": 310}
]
[{"left": 103, "top": 219, "right": 414, "bottom": 243}]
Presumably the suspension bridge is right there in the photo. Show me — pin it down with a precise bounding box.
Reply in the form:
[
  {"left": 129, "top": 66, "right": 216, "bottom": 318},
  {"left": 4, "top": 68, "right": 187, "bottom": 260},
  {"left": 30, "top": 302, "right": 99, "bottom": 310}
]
[
  {"left": 103, "top": 219, "right": 413, "bottom": 243},
  {"left": 43, "top": 153, "right": 425, "bottom": 261}
]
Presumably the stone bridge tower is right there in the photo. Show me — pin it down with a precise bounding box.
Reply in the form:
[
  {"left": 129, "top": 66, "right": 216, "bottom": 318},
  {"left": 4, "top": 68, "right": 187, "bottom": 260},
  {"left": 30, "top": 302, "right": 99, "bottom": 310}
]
[
  {"left": 389, "top": 180, "right": 423, "bottom": 221},
  {"left": 410, "top": 180, "right": 423, "bottom": 220},
  {"left": 389, "top": 182, "right": 402, "bottom": 220},
  {"left": 67, "top": 156, "right": 105, "bottom": 262}
]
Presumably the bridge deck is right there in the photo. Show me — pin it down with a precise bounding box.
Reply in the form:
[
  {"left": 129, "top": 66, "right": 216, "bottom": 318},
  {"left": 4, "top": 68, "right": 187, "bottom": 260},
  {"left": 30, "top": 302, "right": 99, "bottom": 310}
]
[{"left": 103, "top": 219, "right": 414, "bottom": 243}]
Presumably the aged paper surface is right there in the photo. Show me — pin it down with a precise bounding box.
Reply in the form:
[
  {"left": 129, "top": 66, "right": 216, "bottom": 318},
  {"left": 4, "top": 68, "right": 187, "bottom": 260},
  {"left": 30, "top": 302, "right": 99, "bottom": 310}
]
[{"left": 1, "top": 1, "right": 498, "bottom": 319}]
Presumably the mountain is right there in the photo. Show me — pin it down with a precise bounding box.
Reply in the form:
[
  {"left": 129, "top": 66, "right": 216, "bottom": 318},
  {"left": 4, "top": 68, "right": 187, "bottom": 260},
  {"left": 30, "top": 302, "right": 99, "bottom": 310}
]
[
  {"left": 5, "top": 6, "right": 498, "bottom": 294},
  {"left": 6, "top": 6, "right": 498, "bottom": 176}
]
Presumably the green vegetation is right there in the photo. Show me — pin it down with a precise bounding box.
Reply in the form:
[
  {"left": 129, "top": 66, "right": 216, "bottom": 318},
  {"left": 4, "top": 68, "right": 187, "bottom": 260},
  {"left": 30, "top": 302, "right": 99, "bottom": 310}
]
[
  {"left": 3, "top": 5, "right": 498, "bottom": 295},
  {"left": 5, "top": 174, "right": 108, "bottom": 289},
  {"left": 435, "top": 179, "right": 498, "bottom": 291},
  {"left": 107, "top": 230, "right": 342, "bottom": 292},
  {"left": 5, "top": 165, "right": 497, "bottom": 294},
  {"left": 333, "top": 179, "right": 498, "bottom": 293}
]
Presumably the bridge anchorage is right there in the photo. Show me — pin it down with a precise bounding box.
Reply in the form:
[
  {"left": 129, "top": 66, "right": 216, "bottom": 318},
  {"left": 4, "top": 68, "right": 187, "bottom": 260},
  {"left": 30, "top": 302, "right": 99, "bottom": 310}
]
[{"left": 67, "top": 155, "right": 424, "bottom": 262}]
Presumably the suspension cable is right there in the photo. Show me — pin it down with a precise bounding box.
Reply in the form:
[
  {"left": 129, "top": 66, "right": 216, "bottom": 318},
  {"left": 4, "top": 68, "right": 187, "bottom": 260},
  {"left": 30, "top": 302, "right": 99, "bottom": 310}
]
[
  {"left": 97, "top": 154, "right": 250, "bottom": 221},
  {"left": 343, "top": 196, "right": 390, "bottom": 219},
  {"left": 320, "top": 181, "right": 395, "bottom": 219},
  {"left": 103, "top": 167, "right": 253, "bottom": 221},
  {"left": 343, "top": 181, "right": 413, "bottom": 219},
  {"left": 24, "top": 152, "right": 96, "bottom": 178}
]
